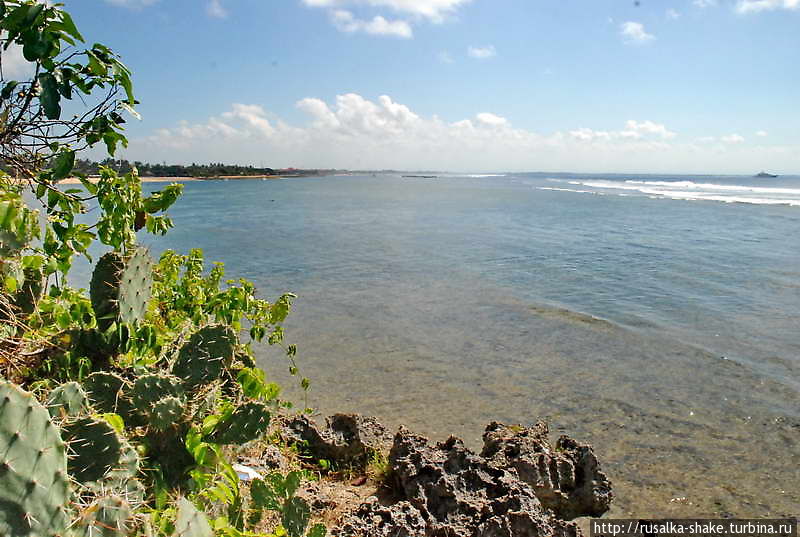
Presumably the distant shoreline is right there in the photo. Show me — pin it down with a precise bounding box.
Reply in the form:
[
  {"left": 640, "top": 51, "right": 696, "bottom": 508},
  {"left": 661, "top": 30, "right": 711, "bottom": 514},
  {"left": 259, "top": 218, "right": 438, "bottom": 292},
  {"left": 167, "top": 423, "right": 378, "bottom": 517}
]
[{"left": 58, "top": 174, "right": 285, "bottom": 184}]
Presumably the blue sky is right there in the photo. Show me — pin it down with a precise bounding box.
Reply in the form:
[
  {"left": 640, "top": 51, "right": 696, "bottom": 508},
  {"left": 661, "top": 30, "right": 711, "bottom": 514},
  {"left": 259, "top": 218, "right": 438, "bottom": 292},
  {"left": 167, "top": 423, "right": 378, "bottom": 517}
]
[{"left": 56, "top": 0, "right": 800, "bottom": 173}]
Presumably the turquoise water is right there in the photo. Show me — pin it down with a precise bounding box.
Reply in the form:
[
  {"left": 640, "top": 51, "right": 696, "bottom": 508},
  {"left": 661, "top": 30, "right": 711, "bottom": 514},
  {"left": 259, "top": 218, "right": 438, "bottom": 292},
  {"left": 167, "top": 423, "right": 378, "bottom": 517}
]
[{"left": 96, "top": 173, "right": 800, "bottom": 517}]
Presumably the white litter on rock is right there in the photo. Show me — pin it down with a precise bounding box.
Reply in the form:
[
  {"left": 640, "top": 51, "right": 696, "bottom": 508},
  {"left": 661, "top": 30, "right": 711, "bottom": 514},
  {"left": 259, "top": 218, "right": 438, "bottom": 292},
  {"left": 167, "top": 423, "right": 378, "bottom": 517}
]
[{"left": 233, "top": 463, "right": 263, "bottom": 481}]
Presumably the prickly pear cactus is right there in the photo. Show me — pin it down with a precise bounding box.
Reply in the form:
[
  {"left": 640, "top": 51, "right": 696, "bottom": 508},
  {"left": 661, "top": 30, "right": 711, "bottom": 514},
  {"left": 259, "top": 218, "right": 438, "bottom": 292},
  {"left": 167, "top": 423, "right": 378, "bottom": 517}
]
[
  {"left": 47, "top": 381, "right": 89, "bottom": 418},
  {"left": 118, "top": 247, "right": 154, "bottom": 325},
  {"left": 78, "top": 495, "right": 132, "bottom": 537},
  {"left": 131, "top": 373, "right": 183, "bottom": 412},
  {"left": 12, "top": 265, "right": 45, "bottom": 315},
  {"left": 172, "top": 324, "right": 237, "bottom": 388},
  {"left": 61, "top": 417, "right": 124, "bottom": 483},
  {"left": 86, "top": 437, "right": 144, "bottom": 505},
  {"left": 0, "top": 381, "right": 71, "bottom": 537},
  {"left": 174, "top": 497, "right": 213, "bottom": 537},
  {"left": 84, "top": 371, "right": 135, "bottom": 419},
  {"left": 148, "top": 396, "right": 184, "bottom": 431},
  {"left": 209, "top": 401, "right": 271, "bottom": 445},
  {"left": 90, "top": 247, "right": 153, "bottom": 329}
]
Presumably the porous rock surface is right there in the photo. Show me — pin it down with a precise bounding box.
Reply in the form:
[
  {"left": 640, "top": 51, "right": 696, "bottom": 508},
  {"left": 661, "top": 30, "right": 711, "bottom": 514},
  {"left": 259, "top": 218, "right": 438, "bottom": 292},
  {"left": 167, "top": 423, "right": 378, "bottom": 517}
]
[
  {"left": 335, "top": 425, "right": 596, "bottom": 537},
  {"left": 284, "top": 413, "right": 393, "bottom": 467},
  {"left": 481, "top": 421, "right": 613, "bottom": 520}
]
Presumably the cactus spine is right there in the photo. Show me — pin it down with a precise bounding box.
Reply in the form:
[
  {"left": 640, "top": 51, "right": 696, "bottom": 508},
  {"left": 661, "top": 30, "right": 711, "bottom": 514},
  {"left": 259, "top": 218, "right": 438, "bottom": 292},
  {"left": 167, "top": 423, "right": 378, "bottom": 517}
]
[
  {"left": 209, "top": 401, "right": 271, "bottom": 445},
  {"left": 0, "top": 381, "right": 71, "bottom": 537},
  {"left": 172, "top": 324, "right": 237, "bottom": 388},
  {"left": 47, "top": 381, "right": 89, "bottom": 418},
  {"left": 90, "top": 247, "right": 153, "bottom": 329},
  {"left": 61, "top": 417, "right": 125, "bottom": 483},
  {"left": 174, "top": 497, "right": 214, "bottom": 537}
]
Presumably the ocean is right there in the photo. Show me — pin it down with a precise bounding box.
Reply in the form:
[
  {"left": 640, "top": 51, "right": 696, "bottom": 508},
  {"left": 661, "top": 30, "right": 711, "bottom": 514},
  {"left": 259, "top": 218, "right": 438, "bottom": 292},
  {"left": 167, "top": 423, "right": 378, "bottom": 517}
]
[{"left": 117, "top": 172, "right": 800, "bottom": 517}]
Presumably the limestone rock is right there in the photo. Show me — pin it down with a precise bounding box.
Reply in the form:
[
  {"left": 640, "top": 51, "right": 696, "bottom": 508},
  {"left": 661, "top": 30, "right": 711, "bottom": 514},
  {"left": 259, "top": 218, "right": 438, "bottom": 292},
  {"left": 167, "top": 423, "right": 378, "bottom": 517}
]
[
  {"left": 480, "top": 421, "right": 613, "bottom": 520},
  {"left": 284, "top": 413, "right": 393, "bottom": 467},
  {"left": 334, "top": 497, "right": 427, "bottom": 537}
]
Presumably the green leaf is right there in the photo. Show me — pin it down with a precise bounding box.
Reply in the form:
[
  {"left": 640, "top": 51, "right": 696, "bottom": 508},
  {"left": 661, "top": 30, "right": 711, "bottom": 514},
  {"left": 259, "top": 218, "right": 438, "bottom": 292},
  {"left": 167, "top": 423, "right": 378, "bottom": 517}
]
[
  {"left": 78, "top": 176, "right": 97, "bottom": 195},
  {"left": 1, "top": 80, "right": 18, "bottom": 100},
  {"left": 22, "top": 3, "right": 44, "bottom": 26},
  {"left": 119, "top": 101, "right": 140, "bottom": 120},
  {"left": 37, "top": 73, "right": 61, "bottom": 119},
  {"left": 51, "top": 150, "right": 75, "bottom": 180},
  {"left": 22, "top": 31, "right": 49, "bottom": 61},
  {"left": 307, "top": 524, "right": 327, "bottom": 537},
  {"left": 58, "top": 11, "right": 84, "bottom": 42}
]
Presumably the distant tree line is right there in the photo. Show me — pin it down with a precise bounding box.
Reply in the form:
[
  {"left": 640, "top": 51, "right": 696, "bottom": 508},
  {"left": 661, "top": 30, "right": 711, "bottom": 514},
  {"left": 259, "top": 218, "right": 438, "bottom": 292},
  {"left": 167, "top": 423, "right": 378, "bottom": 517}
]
[{"left": 72, "top": 158, "right": 276, "bottom": 177}]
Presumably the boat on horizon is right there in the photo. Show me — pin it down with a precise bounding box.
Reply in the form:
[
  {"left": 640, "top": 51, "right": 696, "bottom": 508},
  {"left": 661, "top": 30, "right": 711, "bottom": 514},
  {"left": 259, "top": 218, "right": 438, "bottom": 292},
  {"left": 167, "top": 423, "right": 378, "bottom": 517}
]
[{"left": 754, "top": 171, "right": 778, "bottom": 178}]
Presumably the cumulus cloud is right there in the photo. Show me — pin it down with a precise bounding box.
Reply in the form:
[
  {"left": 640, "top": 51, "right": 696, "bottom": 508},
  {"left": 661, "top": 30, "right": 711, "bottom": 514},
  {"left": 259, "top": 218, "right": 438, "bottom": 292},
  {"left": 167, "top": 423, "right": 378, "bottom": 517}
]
[
  {"left": 736, "top": 0, "right": 799, "bottom": 12},
  {"left": 755, "top": 130, "right": 768, "bottom": 137},
  {"left": 620, "top": 21, "right": 655, "bottom": 44},
  {"left": 129, "top": 93, "right": 780, "bottom": 172},
  {"left": 622, "top": 120, "right": 676, "bottom": 139},
  {"left": 475, "top": 113, "right": 508, "bottom": 127},
  {"left": 331, "top": 9, "right": 412, "bottom": 37},
  {"left": 467, "top": 45, "right": 496, "bottom": 59},
  {"left": 722, "top": 134, "right": 745, "bottom": 143},
  {"left": 302, "top": 0, "right": 470, "bottom": 22},
  {"left": 570, "top": 120, "right": 675, "bottom": 142}
]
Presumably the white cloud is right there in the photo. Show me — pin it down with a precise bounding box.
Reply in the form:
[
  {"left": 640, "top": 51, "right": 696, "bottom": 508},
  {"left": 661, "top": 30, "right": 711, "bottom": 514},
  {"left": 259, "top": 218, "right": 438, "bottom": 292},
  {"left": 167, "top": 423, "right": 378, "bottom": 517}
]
[
  {"left": 666, "top": 8, "right": 681, "bottom": 19},
  {"left": 331, "top": 9, "right": 412, "bottom": 37},
  {"left": 438, "top": 50, "right": 454, "bottom": 63},
  {"left": 127, "top": 94, "right": 798, "bottom": 173},
  {"left": 722, "top": 134, "right": 745, "bottom": 143},
  {"left": 620, "top": 21, "right": 655, "bottom": 44},
  {"left": 207, "top": 0, "right": 227, "bottom": 18},
  {"left": 570, "top": 120, "right": 675, "bottom": 142},
  {"left": 622, "top": 120, "right": 676, "bottom": 139},
  {"left": 569, "top": 128, "right": 612, "bottom": 141},
  {"left": 0, "top": 43, "right": 34, "bottom": 79},
  {"left": 302, "top": 0, "right": 470, "bottom": 22},
  {"left": 476, "top": 112, "right": 508, "bottom": 127},
  {"left": 693, "top": 0, "right": 717, "bottom": 7},
  {"left": 468, "top": 45, "right": 496, "bottom": 59},
  {"left": 755, "top": 130, "right": 768, "bottom": 137},
  {"left": 736, "top": 0, "right": 799, "bottom": 13}
]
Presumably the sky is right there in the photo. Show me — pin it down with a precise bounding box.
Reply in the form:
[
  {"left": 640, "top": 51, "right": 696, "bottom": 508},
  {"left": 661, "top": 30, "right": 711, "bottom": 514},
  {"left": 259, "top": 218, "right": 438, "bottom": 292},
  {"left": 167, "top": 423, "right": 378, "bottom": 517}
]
[{"left": 40, "top": 1, "right": 800, "bottom": 172}]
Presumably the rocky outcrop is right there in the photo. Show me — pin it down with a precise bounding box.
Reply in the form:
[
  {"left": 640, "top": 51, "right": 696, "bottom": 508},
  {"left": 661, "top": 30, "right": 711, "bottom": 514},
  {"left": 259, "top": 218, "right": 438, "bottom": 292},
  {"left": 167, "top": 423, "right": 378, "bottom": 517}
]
[
  {"left": 336, "top": 426, "right": 588, "bottom": 537},
  {"left": 284, "top": 413, "right": 393, "bottom": 467},
  {"left": 481, "top": 421, "right": 613, "bottom": 520},
  {"left": 335, "top": 497, "right": 427, "bottom": 537}
]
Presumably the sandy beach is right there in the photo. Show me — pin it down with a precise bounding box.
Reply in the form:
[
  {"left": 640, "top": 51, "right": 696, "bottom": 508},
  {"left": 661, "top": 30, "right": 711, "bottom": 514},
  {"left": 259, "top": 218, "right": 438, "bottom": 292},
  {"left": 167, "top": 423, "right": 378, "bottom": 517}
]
[{"left": 57, "top": 175, "right": 284, "bottom": 184}]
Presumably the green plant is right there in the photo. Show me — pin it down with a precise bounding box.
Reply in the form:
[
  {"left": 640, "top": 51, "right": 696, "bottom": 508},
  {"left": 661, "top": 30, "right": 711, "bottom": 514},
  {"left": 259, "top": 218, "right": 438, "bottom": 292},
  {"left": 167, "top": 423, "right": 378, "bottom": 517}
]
[
  {"left": 0, "top": 380, "right": 71, "bottom": 537},
  {"left": 0, "top": 2, "right": 324, "bottom": 536}
]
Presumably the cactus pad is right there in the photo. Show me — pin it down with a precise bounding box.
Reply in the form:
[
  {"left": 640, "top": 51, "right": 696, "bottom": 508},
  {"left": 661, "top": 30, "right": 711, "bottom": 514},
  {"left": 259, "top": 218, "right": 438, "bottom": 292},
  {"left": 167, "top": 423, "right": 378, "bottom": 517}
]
[
  {"left": 84, "top": 371, "right": 134, "bottom": 419},
  {"left": 172, "top": 324, "right": 238, "bottom": 388},
  {"left": 47, "top": 381, "right": 89, "bottom": 419},
  {"left": 148, "top": 396, "right": 184, "bottom": 431},
  {"left": 131, "top": 373, "right": 183, "bottom": 412},
  {"left": 62, "top": 417, "right": 124, "bottom": 483},
  {"left": 208, "top": 401, "right": 271, "bottom": 445},
  {"left": 78, "top": 495, "right": 132, "bottom": 537},
  {"left": 174, "top": 497, "right": 213, "bottom": 537},
  {"left": 90, "top": 248, "right": 153, "bottom": 329},
  {"left": 13, "top": 266, "right": 45, "bottom": 315},
  {"left": 0, "top": 381, "right": 71, "bottom": 537}
]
